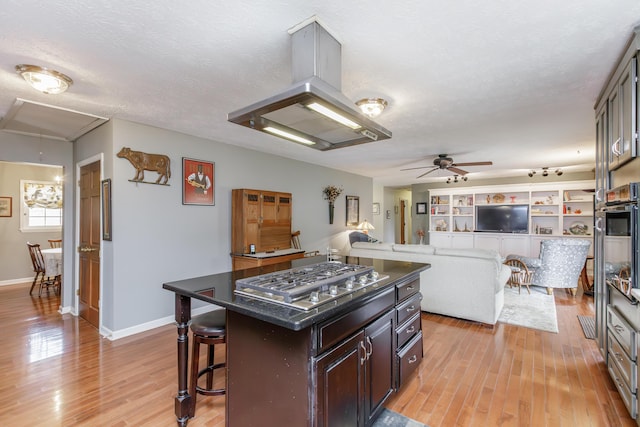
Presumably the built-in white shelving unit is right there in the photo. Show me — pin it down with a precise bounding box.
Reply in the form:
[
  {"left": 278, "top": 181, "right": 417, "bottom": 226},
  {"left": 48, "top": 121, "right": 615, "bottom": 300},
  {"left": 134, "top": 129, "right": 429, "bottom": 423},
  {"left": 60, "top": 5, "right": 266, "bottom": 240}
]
[{"left": 426, "top": 181, "right": 595, "bottom": 257}]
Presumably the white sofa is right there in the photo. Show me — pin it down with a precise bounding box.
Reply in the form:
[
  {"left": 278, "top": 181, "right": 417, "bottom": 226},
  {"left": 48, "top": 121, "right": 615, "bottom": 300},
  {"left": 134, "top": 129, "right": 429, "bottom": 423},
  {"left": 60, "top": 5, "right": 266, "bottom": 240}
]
[{"left": 349, "top": 242, "right": 511, "bottom": 325}]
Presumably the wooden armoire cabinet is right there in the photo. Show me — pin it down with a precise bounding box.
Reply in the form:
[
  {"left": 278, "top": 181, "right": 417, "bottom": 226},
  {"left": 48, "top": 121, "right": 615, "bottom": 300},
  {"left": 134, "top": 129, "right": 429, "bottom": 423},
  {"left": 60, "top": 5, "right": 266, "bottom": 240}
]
[{"left": 231, "top": 189, "right": 302, "bottom": 270}]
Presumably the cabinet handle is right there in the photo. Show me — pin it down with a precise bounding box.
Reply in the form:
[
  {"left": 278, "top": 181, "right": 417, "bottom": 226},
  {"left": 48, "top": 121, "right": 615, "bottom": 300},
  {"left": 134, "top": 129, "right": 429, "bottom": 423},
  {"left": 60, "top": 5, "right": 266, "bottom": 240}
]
[
  {"left": 614, "top": 352, "right": 625, "bottom": 363},
  {"left": 407, "top": 355, "right": 418, "bottom": 364},
  {"left": 406, "top": 305, "right": 416, "bottom": 313},
  {"left": 612, "top": 137, "right": 622, "bottom": 156},
  {"left": 359, "top": 341, "right": 367, "bottom": 365},
  {"left": 406, "top": 285, "right": 414, "bottom": 291},
  {"left": 366, "top": 336, "right": 373, "bottom": 359},
  {"left": 594, "top": 217, "right": 603, "bottom": 232},
  {"left": 405, "top": 325, "right": 415, "bottom": 334},
  {"left": 595, "top": 188, "right": 604, "bottom": 202},
  {"left": 613, "top": 324, "right": 624, "bottom": 334}
]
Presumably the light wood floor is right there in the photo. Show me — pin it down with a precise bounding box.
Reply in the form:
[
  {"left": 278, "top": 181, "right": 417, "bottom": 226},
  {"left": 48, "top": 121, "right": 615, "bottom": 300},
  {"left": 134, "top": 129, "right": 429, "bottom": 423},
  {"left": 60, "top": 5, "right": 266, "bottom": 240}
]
[{"left": 0, "top": 282, "right": 635, "bottom": 427}]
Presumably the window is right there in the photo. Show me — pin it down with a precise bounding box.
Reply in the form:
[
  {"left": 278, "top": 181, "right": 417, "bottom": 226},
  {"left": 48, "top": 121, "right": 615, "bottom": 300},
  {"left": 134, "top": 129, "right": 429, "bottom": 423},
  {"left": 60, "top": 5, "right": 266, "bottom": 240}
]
[{"left": 20, "top": 180, "right": 63, "bottom": 232}]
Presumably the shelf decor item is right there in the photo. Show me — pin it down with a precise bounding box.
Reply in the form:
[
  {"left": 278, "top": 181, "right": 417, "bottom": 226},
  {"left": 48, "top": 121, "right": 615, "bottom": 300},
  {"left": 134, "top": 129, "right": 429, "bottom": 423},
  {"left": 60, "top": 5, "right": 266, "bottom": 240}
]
[{"left": 322, "top": 185, "right": 343, "bottom": 224}]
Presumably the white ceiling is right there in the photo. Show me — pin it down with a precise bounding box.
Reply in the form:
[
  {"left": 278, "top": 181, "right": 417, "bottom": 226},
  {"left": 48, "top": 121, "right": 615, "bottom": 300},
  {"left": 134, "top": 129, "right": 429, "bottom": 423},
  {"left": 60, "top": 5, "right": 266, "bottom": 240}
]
[{"left": 2, "top": 1, "right": 640, "bottom": 187}]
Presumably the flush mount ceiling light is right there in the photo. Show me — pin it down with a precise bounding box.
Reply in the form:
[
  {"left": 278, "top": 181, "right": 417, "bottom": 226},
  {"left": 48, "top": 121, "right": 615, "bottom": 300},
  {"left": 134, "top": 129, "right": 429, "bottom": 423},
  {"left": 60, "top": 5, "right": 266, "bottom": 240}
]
[
  {"left": 15, "top": 64, "right": 73, "bottom": 94},
  {"left": 355, "top": 98, "right": 388, "bottom": 118}
]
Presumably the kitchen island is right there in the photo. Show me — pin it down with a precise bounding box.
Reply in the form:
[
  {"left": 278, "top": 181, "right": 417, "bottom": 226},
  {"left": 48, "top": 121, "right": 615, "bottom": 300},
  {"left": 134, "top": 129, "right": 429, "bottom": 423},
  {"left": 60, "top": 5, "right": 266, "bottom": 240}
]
[{"left": 163, "top": 255, "right": 429, "bottom": 426}]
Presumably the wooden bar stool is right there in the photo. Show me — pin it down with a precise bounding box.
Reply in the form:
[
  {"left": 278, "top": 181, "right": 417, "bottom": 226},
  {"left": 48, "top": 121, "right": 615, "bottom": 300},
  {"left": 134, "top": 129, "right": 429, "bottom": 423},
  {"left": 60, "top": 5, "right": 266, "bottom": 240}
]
[{"left": 189, "top": 309, "right": 226, "bottom": 418}]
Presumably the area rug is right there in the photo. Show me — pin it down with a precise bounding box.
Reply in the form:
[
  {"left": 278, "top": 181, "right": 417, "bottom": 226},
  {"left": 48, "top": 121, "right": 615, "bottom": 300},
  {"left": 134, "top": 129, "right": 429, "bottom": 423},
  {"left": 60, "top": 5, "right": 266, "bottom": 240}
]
[
  {"left": 498, "top": 285, "right": 558, "bottom": 333},
  {"left": 372, "top": 408, "right": 427, "bottom": 427},
  {"left": 578, "top": 315, "right": 596, "bottom": 339}
]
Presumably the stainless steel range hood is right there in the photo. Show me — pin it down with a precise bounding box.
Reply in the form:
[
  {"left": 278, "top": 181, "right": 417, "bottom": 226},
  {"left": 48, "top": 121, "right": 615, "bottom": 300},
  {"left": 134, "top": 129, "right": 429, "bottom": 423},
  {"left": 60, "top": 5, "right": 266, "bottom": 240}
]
[{"left": 227, "top": 18, "right": 391, "bottom": 151}]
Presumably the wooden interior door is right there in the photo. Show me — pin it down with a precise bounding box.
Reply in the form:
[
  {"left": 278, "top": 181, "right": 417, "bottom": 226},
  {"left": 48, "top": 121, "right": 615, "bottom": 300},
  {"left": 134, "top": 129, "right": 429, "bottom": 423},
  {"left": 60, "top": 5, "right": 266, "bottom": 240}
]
[{"left": 79, "top": 161, "right": 101, "bottom": 328}]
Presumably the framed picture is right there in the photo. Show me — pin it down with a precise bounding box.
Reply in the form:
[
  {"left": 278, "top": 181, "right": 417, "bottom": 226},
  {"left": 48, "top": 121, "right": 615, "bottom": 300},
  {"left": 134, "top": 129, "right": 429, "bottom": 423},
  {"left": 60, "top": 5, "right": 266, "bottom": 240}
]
[
  {"left": 416, "top": 202, "right": 427, "bottom": 215},
  {"left": 182, "top": 158, "right": 215, "bottom": 206},
  {"left": 372, "top": 202, "right": 380, "bottom": 215},
  {"left": 101, "top": 179, "right": 112, "bottom": 241},
  {"left": 346, "top": 195, "right": 359, "bottom": 226},
  {"left": 0, "top": 197, "right": 12, "bottom": 217}
]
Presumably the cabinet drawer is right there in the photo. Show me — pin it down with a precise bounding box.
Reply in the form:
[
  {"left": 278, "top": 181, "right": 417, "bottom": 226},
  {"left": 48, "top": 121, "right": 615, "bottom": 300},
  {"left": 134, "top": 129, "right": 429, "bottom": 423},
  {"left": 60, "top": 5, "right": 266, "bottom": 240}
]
[
  {"left": 608, "top": 333, "right": 637, "bottom": 392},
  {"left": 608, "top": 357, "right": 637, "bottom": 419},
  {"left": 396, "top": 312, "right": 421, "bottom": 349},
  {"left": 396, "top": 277, "right": 420, "bottom": 303},
  {"left": 607, "top": 305, "right": 637, "bottom": 360},
  {"left": 317, "top": 288, "right": 394, "bottom": 353},
  {"left": 397, "top": 331, "right": 423, "bottom": 389},
  {"left": 396, "top": 293, "right": 422, "bottom": 326}
]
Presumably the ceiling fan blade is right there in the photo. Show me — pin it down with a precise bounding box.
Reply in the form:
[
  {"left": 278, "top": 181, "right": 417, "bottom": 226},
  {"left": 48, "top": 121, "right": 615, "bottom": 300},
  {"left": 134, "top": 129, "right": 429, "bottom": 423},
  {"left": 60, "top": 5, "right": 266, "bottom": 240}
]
[
  {"left": 452, "top": 161, "right": 493, "bottom": 167},
  {"left": 400, "top": 166, "right": 434, "bottom": 171},
  {"left": 416, "top": 168, "right": 439, "bottom": 179},
  {"left": 447, "top": 166, "right": 469, "bottom": 175}
]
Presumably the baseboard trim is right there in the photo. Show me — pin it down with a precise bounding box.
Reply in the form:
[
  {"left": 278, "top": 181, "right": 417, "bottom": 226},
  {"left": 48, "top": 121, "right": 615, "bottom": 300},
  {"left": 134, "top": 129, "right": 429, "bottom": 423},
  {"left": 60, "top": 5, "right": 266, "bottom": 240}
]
[
  {"left": 105, "top": 305, "right": 223, "bottom": 341},
  {"left": 0, "top": 278, "right": 32, "bottom": 287}
]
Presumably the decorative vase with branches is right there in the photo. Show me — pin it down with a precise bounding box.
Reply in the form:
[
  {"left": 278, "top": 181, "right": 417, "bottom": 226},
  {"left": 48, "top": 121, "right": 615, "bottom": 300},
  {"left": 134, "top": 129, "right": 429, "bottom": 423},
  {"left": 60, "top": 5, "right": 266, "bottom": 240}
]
[
  {"left": 416, "top": 228, "right": 425, "bottom": 245},
  {"left": 323, "top": 185, "right": 343, "bottom": 224}
]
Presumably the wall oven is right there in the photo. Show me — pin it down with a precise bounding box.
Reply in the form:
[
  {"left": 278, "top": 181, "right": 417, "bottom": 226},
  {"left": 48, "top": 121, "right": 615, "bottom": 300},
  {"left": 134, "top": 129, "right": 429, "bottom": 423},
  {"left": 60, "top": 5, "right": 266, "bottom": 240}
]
[{"left": 602, "top": 183, "right": 639, "bottom": 300}]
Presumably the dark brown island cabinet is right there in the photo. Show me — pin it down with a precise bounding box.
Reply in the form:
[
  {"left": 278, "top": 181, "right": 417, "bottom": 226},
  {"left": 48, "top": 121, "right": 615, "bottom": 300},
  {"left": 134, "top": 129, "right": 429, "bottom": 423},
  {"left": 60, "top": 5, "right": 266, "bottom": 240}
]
[{"left": 163, "top": 256, "right": 428, "bottom": 427}]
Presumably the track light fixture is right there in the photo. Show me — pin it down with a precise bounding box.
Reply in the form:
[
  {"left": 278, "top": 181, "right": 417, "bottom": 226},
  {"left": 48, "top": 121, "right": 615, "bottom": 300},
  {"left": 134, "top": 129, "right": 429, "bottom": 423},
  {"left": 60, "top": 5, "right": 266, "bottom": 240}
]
[
  {"left": 527, "top": 167, "right": 563, "bottom": 178},
  {"left": 446, "top": 175, "right": 468, "bottom": 184}
]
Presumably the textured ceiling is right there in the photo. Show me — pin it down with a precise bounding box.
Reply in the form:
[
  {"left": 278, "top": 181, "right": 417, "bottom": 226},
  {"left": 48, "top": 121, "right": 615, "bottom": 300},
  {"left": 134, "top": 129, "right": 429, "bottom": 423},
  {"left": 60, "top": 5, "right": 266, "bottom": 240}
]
[{"left": 1, "top": 1, "right": 640, "bottom": 186}]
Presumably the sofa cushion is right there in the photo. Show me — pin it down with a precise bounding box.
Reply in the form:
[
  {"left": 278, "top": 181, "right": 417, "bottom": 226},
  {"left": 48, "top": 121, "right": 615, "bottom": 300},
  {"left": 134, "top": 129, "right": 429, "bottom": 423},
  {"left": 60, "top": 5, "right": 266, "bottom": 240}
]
[
  {"left": 391, "top": 244, "right": 436, "bottom": 255},
  {"left": 351, "top": 241, "right": 394, "bottom": 252},
  {"left": 435, "top": 246, "right": 500, "bottom": 261}
]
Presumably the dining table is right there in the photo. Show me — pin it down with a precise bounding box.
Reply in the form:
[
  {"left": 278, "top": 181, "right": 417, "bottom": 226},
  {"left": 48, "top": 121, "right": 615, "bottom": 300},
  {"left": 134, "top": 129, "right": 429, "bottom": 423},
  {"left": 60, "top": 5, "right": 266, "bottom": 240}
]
[{"left": 41, "top": 247, "right": 62, "bottom": 277}]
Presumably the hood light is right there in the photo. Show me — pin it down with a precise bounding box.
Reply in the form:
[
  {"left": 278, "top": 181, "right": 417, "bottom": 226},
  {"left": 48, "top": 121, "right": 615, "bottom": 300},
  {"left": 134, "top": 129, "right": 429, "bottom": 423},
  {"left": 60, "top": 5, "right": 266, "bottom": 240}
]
[
  {"left": 15, "top": 64, "right": 73, "bottom": 94},
  {"left": 306, "top": 102, "right": 361, "bottom": 130},
  {"left": 264, "top": 126, "right": 316, "bottom": 145}
]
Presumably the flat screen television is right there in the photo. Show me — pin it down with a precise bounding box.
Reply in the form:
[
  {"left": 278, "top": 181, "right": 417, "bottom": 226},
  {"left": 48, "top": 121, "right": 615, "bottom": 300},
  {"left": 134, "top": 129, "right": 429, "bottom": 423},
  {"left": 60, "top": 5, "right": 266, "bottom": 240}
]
[{"left": 475, "top": 204, "right": 529, "bottom": 233}]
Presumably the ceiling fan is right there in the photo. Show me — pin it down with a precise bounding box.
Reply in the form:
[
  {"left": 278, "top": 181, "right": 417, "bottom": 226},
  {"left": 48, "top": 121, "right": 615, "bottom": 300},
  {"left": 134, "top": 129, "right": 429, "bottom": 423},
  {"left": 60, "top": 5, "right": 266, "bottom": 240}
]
[{"left": 401, "top": 154, "right": 493, "bottom": 179}]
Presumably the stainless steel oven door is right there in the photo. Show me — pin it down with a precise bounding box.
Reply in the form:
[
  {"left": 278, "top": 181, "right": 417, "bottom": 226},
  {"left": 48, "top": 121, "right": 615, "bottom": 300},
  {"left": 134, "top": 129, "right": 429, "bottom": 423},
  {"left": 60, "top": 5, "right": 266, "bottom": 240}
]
[{"left": 603, "top": 203, "right": 638, "bottom": 299}]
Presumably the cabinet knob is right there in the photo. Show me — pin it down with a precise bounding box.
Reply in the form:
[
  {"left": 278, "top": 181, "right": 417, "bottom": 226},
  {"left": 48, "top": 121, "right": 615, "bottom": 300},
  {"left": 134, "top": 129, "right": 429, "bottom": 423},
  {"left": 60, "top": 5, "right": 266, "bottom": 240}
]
[{"left": 408, "top": 355, "right": 418, "bottom": 364}]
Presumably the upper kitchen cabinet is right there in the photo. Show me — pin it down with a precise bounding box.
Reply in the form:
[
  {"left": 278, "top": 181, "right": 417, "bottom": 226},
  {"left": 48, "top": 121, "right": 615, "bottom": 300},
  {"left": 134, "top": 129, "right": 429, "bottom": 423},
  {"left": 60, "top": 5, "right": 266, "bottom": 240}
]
[
  {"left": 596, "top": 28, "right": 640, "bottom": 175},
  {"left": 607, "top": 58, "right": 637, "bottom": 171}
]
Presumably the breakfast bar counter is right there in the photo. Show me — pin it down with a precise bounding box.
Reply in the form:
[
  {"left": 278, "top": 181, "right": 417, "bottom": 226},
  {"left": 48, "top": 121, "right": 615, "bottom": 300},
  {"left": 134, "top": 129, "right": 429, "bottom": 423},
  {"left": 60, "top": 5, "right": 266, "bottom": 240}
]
[{"left": 163, "top": 256, "right": 429, "bottom": 426}]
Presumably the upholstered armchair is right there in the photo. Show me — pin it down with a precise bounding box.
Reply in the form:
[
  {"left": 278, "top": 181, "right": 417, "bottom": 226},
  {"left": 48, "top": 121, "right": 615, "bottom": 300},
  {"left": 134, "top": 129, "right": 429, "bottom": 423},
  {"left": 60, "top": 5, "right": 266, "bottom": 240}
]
[{"left": 506, "top": 238, "right": 591, "bottom": 295}]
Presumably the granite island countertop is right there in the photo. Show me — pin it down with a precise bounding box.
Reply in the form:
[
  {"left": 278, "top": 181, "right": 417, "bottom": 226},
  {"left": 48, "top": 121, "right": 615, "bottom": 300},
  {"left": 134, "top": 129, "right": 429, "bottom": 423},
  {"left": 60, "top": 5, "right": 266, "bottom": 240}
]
[{"left": 163, "top": 255, "right": 430, "bottom": 331}]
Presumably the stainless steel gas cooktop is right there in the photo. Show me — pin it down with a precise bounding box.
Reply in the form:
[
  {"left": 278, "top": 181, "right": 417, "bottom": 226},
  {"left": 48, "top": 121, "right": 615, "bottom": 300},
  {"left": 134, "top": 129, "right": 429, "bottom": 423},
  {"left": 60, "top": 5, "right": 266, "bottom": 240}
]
[{"left": 234, "top": 262, "right": 388, "bottom": 311}]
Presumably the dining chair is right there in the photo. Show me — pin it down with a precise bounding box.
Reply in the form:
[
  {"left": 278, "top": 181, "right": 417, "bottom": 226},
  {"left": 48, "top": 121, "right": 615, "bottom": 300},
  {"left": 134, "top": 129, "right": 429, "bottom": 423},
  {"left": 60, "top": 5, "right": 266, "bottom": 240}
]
[
  {"left": 48, "top": 239, "right": 62, "bottom": 248},
  {"left": 26, "top": 242, "right": 59, "bottom": 296},
  {"left": 291, "top": 230, "right": 301, "bottom": 250},
  {"left": 504, "top": 258, "right": 532, "bottom": 294}
]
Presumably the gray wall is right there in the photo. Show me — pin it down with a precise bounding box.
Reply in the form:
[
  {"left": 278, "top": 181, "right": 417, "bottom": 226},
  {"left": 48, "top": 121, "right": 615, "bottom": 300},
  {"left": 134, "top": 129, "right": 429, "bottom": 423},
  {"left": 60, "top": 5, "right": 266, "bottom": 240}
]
[{"left": 66, "top": 119, "right": 372, "bottom": 335}]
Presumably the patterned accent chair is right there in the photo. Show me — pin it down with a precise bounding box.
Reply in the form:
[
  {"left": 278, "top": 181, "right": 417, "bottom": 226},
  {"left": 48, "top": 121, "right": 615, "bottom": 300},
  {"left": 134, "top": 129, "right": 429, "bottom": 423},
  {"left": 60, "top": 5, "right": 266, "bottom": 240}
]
[{"left": 506, "top": 238, "right": 591, "bottom": 296}]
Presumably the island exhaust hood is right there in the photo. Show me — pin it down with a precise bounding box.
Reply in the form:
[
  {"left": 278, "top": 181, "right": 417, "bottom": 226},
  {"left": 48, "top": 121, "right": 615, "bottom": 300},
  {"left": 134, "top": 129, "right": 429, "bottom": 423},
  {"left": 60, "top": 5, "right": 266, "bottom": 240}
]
[{"left": 227, "top": 18, "right": 392, "bottom": 151}]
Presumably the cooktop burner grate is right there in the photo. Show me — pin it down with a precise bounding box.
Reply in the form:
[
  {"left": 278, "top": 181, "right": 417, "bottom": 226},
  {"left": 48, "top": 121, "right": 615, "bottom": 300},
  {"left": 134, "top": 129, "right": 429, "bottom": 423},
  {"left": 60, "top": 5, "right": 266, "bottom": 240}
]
[{"left": 235, "top": 262, "right": 375, "bottom": 304}]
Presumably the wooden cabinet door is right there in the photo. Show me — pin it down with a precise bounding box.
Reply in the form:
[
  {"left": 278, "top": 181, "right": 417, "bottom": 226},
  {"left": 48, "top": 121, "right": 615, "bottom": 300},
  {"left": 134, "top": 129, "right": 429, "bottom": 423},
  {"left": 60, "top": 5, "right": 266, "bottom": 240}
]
[
  {"left": 364, "top": 311, "right": 395, "bottom": 425},
  {"left": 244, "top": 190, "right": 260, "bottom": 252},
  {"left": 608, "top": 79, "right": 621, "bottom": 170},
  {"left": 619, "top": 59, "right": 637, "bottom": 166},
  {"left": 314, "top": 331, "right": 365, "bottom": 427},
  {"left": 276, "top": 192, "right": 292, "bottom": 223}
]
